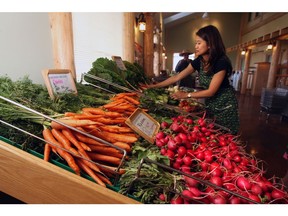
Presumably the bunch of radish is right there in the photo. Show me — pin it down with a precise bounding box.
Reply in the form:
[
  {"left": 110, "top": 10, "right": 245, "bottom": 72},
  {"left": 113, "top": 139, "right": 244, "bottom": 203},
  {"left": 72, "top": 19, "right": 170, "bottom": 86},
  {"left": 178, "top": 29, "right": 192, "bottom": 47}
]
[{"left": 155, "top": 114, "right": 288, "bottom": 204}]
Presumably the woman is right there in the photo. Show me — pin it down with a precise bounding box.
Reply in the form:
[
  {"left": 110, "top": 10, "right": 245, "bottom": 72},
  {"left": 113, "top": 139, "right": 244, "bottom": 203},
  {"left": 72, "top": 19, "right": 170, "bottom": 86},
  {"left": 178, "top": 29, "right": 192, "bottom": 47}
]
[{"left": 142, "top": 25, "right": 240, "bottom": 134}]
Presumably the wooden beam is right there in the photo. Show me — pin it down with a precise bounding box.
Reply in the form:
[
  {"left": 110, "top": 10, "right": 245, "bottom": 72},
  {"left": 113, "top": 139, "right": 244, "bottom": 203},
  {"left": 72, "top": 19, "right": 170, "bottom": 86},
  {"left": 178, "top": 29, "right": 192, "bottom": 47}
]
[{"left": 48, "top": 13, "right": 76, "bottom": 79}]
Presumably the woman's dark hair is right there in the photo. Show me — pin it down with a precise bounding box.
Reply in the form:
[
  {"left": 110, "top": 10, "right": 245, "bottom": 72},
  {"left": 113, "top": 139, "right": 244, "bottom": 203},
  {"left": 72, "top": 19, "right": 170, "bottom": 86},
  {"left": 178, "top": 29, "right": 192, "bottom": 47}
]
[{"left": 196, "top": 25, "right": 232, "bottom": 76}]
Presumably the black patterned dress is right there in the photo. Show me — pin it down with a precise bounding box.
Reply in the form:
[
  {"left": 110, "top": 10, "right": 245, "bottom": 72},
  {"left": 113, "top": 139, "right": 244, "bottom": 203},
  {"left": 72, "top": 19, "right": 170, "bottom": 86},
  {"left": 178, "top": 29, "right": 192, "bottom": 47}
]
[{"left": 191, "top": 56, "right": 240, "bottom": 134}]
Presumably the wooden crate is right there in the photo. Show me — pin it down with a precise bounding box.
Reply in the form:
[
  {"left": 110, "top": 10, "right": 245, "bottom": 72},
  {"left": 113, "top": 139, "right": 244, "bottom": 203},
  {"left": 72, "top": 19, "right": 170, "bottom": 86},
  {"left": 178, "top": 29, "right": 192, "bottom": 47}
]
[{"left": 0, "top": 140, "right": 140, "bottom": 204}]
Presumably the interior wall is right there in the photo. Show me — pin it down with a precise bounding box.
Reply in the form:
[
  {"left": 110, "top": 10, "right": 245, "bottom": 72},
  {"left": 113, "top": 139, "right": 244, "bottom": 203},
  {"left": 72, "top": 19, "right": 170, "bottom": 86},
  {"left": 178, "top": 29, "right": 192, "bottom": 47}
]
[
  {"left": 165, "top": 13, "right": 242, "bottom": 72},
  {"left": 0, "top": 12, "right": 53, "bottom": 84}
]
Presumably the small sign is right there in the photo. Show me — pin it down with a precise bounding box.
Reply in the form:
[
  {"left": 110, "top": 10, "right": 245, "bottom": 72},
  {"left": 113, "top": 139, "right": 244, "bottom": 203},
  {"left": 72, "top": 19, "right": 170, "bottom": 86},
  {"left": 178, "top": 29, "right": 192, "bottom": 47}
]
[
  {"left": 125, "top": 108, "right": 160, "bottom": 144},
  {"left": 42, "top": 69, "right": 77, "bottom": 99},
  {"left": 112, "top": 56, "right": 127, "bottom": 71}
]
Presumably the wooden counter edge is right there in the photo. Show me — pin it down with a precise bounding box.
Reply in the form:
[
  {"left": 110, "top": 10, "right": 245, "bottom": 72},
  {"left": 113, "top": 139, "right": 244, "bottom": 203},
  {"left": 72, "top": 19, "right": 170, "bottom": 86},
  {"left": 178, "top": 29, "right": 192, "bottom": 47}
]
[{"left": 0, "top": 140, "right": 140, "bottom": 204}]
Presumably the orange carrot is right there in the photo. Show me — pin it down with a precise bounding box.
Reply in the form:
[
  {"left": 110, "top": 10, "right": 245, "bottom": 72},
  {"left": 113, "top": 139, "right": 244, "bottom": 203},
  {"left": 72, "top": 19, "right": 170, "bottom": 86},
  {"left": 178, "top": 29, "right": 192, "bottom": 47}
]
[
  {"left": 44, "top": 143, "right": 51, "bottom": 162},
  {"left": 42, "top": 128, "right": 80, "bottom": 175},
  {"left": 51, "top": 128, "right": 80, "bottom": 156},
  {"left": 82, "top": 108, "right": 123, "bottom": 118},
  {"left": 113, "top": 142, "right": 132, "bottom": 153},
  {"left": 91, "top": 130, "right": 138, "bottom": 144},
  {"left": 61, "top": 128, "right": 86, "bottom": 151},
  {"left": 76, "top": 159, "right": 106, "bottom": 187},
  {"left": 87, "top": 153, "right": 122, "bottom": 166},
  {"left": 74, "top": 130, "right": 105, "bottom": 146},
  {"left": 87, "top": 145, "right": 125, "bottom": 159},
  {"left": 50, "top": 119, "right": 99, "bottom": 130},
  {"left": 123, "top": 95, "right": 140, "bottom": 105},
  {"left": 92, "top": 117, "right": 126, "bottom": 125},
  {"left": 96, "top": 173, "right": 113, "bottom": 185},
  {"left": 99, "top": 125, "right": 133, "bottom": 133},
  {"left": 98, "top": 164, "right": 126, "bottom": 175},
  {"left": 78, "top": 141, "right": 92, "bottom": 151}
]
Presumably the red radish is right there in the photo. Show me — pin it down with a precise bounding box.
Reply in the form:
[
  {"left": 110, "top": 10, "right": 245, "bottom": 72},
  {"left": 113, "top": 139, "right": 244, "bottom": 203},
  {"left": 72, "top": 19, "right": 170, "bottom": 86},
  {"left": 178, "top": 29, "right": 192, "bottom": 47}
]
[
  {"left": 181, "top": 165, "right": 191, "bottom": 173},
  {"left": 233, "top": 155, "right": 242, "bottom": 163},
  {"left": 160, "top": 148, "right": 167, "bottom": 155},
  {"left": 160, "top": 121, "right": 169, "bottom": 129},
  {"left": 188, "top": 187, "right": 203, "bottom": 197},
  {"left": 223, "top": 158, "right": 233, "bottom": 170},
  {"left": 229, "top": 196, "right": 241, "bottom": 204},
  {"left": 200, "top": 162, "right": 209, "bottom": 171},
  {"left": 175, "top": 157, "right": 183, "bottom": 164},
  {"left": 166, "top": 149, "right": 175, "bottom": 160},
  {"left": 250, "top": 184, "right": 263, "bottom": 195},
  {"left": 248, "top": 194, "right": 261, "bottom": 203},
  {"left": 178, "top": 132, "right": 188, "bottom": 142},
  {"left": 181, "top": 189, "right": 195, "bottom": 201},
  {"left": 182, "top": 156, "right": 193, "bottom": 166},
  {"left": 167, "top": 140, "right": 177, "bottom": 151},
  {"left": 210, "top": 167, "right": 223, "bottom": 177},
  {"left": 184, "top": 175, "right": 199, "bottom": 187},
  {"left": 159, "top": 193, "right": 166, "bottom": 201},
  {"left": 173, "top": 135, "right": 182, "bottom": 145},
  {"left": 185, "top": 118, "right": 193, "bottom": 125},
  {"left": 210, "top": 176, "right": 223, "bottom": 187},
  {"left": 156, "top": 131, "right": 165, "bottom": 139},
  {"left": 170, "top": 122, "right": 182, "bottom": 133},
  {"left": 173, "top": 162, "right": 181, "bottom": 169},
  {"left": 170, "top": 195, "right": 184, "bottom": 204},
  {"left": 213, "top": 195, "right": 227, "bottom": 204},
  {"left": 271, "top": 188, "right": 286, "bottom": 199},
  {"left": 236, "top": 176, "right": 251, "bottom": 190},
  {"left": 195, "top": 151, "right": 205, "bottom": 161},
  {"left": 156, "top": 139, "right": 165, "bottom": 147},
  {"left": 177, "top": 146, "right": 187, "bottom": 158}
]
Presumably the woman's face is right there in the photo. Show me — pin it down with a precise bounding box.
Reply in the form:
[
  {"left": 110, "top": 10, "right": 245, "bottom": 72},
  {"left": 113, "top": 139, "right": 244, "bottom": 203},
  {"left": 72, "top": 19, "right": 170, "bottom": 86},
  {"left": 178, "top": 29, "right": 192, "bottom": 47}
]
[{"left": 195, "top": 36, "right": 209, "bottom": 56}]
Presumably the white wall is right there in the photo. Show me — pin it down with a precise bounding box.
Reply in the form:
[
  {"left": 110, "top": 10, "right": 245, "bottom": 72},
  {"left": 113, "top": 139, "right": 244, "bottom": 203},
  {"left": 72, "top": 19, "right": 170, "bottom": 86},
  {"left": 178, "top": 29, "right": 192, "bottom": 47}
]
[
  {"left": 0, "top": 12, "right": 54, "bottom": 84},
  {"left": 0, "top": 12, "right": 124, "bottom": 84},
  {"left": 72, "top": 12, "right": 123, "bottom": 82}
]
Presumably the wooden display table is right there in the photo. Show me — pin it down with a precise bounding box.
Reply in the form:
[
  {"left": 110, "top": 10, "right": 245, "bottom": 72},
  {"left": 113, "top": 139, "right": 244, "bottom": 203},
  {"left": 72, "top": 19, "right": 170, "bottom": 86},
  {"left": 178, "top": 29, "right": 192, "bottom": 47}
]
[{"left": 0, "top": 140, "right": 140, "bottom": 204}]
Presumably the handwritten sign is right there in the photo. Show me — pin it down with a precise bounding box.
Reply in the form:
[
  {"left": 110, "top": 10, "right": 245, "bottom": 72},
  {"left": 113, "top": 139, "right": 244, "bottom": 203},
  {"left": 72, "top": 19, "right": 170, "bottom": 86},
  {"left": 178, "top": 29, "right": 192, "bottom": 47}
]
[
  {"left": 42, "top": 69, "right": 77, "bottom": 99},
  {"left": 125, "top": 108, "right": 160, "bottom": 144},
  {"left": 112, "top": 56, "right": 127, "bottom": 71}
]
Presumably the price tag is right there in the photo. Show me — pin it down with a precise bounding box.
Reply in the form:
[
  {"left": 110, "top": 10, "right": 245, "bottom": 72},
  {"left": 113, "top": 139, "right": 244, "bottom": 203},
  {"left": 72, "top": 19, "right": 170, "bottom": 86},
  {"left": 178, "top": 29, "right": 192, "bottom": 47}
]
[
  {"left": 125, "top": 108, "right": 160, "bottom": 144},
  {"left": 112, "top": 56, "right": 127, "bottom": 71},
  {"left": 42, "top": 69, "right": 77, "bottom": 99}
]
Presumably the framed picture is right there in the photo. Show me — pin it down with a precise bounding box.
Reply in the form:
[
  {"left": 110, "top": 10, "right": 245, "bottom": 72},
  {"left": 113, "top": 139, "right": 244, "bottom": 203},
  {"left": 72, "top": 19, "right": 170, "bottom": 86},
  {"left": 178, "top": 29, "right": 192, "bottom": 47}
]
[{"left": 42, "top": 69, "right": 77, "bottom": 99}]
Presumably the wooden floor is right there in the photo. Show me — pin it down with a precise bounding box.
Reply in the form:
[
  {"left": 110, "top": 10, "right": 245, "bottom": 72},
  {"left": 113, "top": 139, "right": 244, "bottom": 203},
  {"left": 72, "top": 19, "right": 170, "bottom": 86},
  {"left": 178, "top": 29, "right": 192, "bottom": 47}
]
[
  {"left": 1, "top": 93, "right": 288, "bottom": 204},
  {"left": 238, "top": 92, "right": 288, "bottom": 179}
]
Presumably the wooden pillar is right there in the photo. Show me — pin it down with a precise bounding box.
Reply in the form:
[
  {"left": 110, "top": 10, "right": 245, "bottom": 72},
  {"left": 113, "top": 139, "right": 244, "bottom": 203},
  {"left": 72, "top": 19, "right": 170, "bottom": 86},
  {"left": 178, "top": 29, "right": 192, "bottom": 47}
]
[
  {"left": 122, "top": 13, "right": 135, "bottom": 63},
  {"left": 48, "top": 13, "right": 76, "bottom": 79},
  {"left": 240, "top": 49, "right": 252, "bottom": 94},
  {"left": 235, "top": 49, "right": 242, "bottom": 71},
  {"left": 267, "top": 40, "right": 281, "bottom": 88},
  {"left": 143, "top": 13, "right": 154, "bottom": 78}
]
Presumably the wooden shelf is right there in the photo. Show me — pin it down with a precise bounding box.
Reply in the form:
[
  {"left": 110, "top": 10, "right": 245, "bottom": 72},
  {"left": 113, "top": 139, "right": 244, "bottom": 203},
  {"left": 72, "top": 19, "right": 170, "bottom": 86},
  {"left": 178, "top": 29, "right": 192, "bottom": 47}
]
[{"left": 0, "top": 140, "right": 140, "bottom": 204}]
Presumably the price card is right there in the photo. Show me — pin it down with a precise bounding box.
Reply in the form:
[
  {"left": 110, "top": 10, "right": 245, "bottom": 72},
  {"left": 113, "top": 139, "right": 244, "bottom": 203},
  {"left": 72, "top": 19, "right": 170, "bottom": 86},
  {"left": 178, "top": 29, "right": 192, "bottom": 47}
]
[
  {"left": 42, "top": 69, "right": 77, "bottom": 99},
  {"left": 112, "top": 56, "right": 127, "bottom": 71},
  {"left": 125, "top": 108, "right": 160, "bottom": 144}
]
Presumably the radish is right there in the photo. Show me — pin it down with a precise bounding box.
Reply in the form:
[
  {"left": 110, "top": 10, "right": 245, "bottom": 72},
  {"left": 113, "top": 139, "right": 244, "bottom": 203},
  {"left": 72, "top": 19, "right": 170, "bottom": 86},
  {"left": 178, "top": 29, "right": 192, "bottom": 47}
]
[
  {"left": 160, "top": 121, "right": 169, "bottom": 129},
  {"left": 156, "top": 131, "right": 165, "bottom": 139},
  {"left": 236, "top": 176, "right": 251, "bottom": 190},
  {"left": 248, "top": 194, "right": 261, "bottom": 203},
  {"left": 184, "top": 175, "right": 199, "bottom": 187},
  {"left": 188, "top": 186, "right": 203, "bottom": 197},
  {"left": 210, "top": 176, "right": 223, "bottom": 187},
  {"left": 160, "top": 148, "right": 167, "bottom": 155},
  {"left": 229, "top": 196, "right": 241, "bottom": 204},
  {"left": 166, "top": 149, "right": 175, "bottom": 160},
  {"left": 170, "top": 195, "right": 184, "bottom": 204},
  {"left": 271, "top": 188, "right": 286, "bottom": 199},
  {"left": 177, "top": 146, "right": 187, "bottom": 158},
  {"left": 181, "top": 189, "right": 195, "bottom": 201},
  {"left": 250, "top": 183, "right": 263, "bottom": 195},
  {"left": 182, "top": 156, "right": 193, "bottom": 166},
  {"left": 159, "top": 193, "right": 166, "bottom": 201},
  {"left": 167, "top": 139, "right": 177, "bottom": 151},
  {"left": 213, "top": 195, "right": 227, "bottom": 204},
  {"left": 173, "top": 161, "right": 181, "bottom": 169}
]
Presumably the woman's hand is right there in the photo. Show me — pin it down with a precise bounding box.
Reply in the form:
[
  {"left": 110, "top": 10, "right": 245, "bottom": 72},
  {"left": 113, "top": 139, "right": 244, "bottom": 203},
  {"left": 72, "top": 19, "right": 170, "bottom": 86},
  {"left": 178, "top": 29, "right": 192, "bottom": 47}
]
[
  {"left": 170, "top": 91, "right": 188, "bottom": 100},
  {"left": 139, "top": 83, "right": 154, "bottom": 90}
]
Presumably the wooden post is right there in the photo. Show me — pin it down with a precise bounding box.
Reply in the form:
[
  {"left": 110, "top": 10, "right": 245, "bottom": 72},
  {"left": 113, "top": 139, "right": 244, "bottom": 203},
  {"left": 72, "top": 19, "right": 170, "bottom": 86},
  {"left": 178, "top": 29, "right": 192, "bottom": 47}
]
[
  {"left": 240, "top": 49, "right": 252, "bottom": 94},
  {"left": 267, "top": 40, "right": 281, "bottom": 88},
  {"left": 48, "top": 12, "right": 76, "bottom": 79},
  {"left": 143, "top": 13, "right": 155, "bottom": 78},
  {"left": 123, "top": 13, "right": 135, "bottom": 63}
]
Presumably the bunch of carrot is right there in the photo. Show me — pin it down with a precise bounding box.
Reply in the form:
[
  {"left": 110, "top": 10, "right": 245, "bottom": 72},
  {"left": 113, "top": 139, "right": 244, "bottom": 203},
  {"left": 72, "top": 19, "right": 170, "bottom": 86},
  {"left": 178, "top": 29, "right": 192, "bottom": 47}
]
[{"left": 42, "top": 92, "right": 142, "bottom": 187}]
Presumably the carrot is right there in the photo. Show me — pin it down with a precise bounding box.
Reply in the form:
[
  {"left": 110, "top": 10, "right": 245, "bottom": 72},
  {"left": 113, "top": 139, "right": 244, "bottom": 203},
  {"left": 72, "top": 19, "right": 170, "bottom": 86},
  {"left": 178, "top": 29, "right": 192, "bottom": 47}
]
[
  {"left": 99, "top": 125, "right": 133, "bottom": 133},
  {"left": 116, "top": 92, "right": 138, "bottom": 97},
  {"left": 51, "top": 129, "right": 80, "bottom": 156},
  {"left": 113, "top": 142, "right": 132, "bottom": 152},
  {"left": 68, "top": 114, "right": 104, "bottom": 120},
  {"left": 123, "top": 95, "right": 140, "bottom": 105},
  {"left": 92, "top": 130, "right": 138, "bottom": 144},
  {"left": 92, "top": 117, "right": 126, "bottom": 125},
  {"left": 74, "top": 130, "right": 106, "bottom": 146},
  {"left": 61, "top": 128, "right": 86, "bottom": 152},
  {"left": 78, "top": 157, "right": 102, "bottom": 174},
  {"left": 44, "top": 143, "right": 51, "bottom": 162},
  {"left": 50, "top": 119, "right": 99, "bottom": 130},
  {"left": 103, "top": 99, "right": 126, "bottom": 108},
  {"left": 98, "top": 164, "right": 126, "bottom": 175},
  {"left": 87, "top": 153, "right": 122, "bottom": 166},
  {"left": 87, "top": 145, "right": 125, "bottom": 159},
  {"left": 82, "top": 108, "right": 123, "bottom": 118},
  {"left": 96, "top": 172, "right": 113, "bottom": 185},
  {"left": 76, "top": 159, "right": 106, "bottom": 187},
  {"left": 42, "top": 128, "right": 80, "bottom": 175},
  {"left": 78, "top": 141, "right": 92, "bottom": 151}
]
